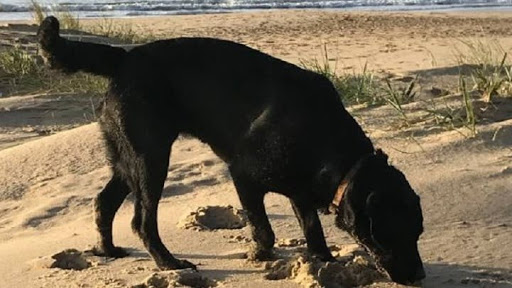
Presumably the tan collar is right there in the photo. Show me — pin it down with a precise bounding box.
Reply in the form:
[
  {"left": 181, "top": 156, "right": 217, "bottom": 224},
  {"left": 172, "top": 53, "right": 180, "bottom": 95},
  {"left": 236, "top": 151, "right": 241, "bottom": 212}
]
[
  {"left": 328, "top": 152, "right": 374, "bottom": 213},
  {"left": 329, "top": 179, "right": 349, "bottom": 213}
]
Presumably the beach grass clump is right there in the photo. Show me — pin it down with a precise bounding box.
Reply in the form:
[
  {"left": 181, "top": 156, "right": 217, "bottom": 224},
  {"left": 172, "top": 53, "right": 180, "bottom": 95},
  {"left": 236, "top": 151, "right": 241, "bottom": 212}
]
[
  {"left": 415, "top": 76, "right": 477, "bottom": 137},
  {"left": 454, "top": 38, "right": 512, "bottom": 102},
  {"left": 86, "top": 18, "right": 156, "bottom": 44},
  {"left": 460, "top": 76, "right": 477, "bottom": 136},
  {"left": 300, "top": 45, "right": 383, "bottom": 106},
  {"left": 57, "top": 9, "right": 80, "bottom": 30},
  {"left": 399, "top": 38, "right": 512, "bottom": 137},
  {"left": 336, "top": 64, "right": 384, "bottom": 106},
  {"left": 0, "top": 45, "right": 107, "bottom": 97},
  {"left": 470, "top": 52, "right": 511, "bottom": 102},
  {"left": 0, "top": 46, "right": 40, "bottom": 79},
  {"left": 46, "top": 72, "right": 108, "bottom": 96},
  {"left": 30, "top": 0, "right": 46, "bottom": 25},
  {"left": 0, "top": 45, "right": 47, "bottom": 95},
  {"left": 294, "top": 45, "right": 482, "bottom": 136},
  {"left": 31, "top": 0, "right": 155, "bottom": 44},
  {"left": 381, "top": 77, "right": 417, "bottom": 126},
  {"left": 31, "top": 0, "right": 80, "bottom": 30},
  {"left": 299, "top": 46, "right": 338, "bottom": 84},
  {"left": 455, "top": 38, "right": 505, "bottom": 69}
]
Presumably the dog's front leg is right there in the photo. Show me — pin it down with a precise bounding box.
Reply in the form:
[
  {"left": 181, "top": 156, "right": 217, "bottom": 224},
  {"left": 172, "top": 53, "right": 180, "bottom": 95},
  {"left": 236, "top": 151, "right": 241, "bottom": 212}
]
[
  {"left": 230, "top": 169, "right": 275, "bottom": 261},
  {"left": 290, "top": 197, "right": 335, "bottom": 261}
]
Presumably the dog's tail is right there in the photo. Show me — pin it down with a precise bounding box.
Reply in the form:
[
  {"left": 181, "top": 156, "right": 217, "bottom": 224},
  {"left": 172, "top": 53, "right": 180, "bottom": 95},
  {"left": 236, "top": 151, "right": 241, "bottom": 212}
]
[{"left": 37, "top": 16, "right": 126, "bottom": 78}]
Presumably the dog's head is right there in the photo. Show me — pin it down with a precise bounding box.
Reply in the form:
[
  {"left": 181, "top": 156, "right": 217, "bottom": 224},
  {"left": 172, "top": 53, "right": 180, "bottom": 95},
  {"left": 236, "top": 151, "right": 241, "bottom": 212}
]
[{"left": 333, "top": 150, "right": 425, "bottom": 285}]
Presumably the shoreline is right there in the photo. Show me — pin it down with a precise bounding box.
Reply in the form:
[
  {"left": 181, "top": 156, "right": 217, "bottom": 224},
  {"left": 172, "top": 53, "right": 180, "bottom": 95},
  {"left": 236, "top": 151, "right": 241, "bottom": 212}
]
[
  {"left": 2, "top": 6, "right": 512, "bottom": 22},
  {"left": 3, "top": 8, "right": 512, "bottom": 25}
]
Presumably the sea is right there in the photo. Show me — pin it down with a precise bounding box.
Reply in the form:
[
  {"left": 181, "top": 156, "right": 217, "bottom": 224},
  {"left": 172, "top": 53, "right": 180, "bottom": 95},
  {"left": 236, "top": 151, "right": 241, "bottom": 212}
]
[{"left": 1, "top": 0, "right": 512, "bottom": 21}]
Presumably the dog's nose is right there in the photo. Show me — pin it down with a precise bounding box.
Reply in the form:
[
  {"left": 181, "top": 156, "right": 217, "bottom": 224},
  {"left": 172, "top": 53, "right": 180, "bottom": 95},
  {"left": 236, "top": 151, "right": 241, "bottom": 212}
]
[{"left": 414, "top": 266, "right": 426, "bottom": 281}]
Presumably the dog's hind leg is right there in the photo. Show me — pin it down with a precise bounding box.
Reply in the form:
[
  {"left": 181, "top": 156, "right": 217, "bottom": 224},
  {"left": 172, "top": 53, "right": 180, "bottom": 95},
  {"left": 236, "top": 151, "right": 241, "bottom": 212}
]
[
  {"left": 290, "top": 197, "right": 335, "bottom": 261},
  {"left": 230, "top": 168, "right": 275, "bottom": 261},
  {"left": 129, "top": 135, "right": 196, "bottom": 270},
  {"left": 92, "top": 173, "right": 130, "bottom": 258}
]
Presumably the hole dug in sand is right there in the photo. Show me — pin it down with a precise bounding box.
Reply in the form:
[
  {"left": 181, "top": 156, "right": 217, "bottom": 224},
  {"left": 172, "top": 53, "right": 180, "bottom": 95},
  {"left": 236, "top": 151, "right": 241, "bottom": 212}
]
[
  {"left": 178, "top": 205, "right": 247, "bottom": 231},
  {"left": 132, "top": 269, "right": 217, "bottom": 288},
  {"left": 264, "top": 244, "right": 385, "bottom": 288}
]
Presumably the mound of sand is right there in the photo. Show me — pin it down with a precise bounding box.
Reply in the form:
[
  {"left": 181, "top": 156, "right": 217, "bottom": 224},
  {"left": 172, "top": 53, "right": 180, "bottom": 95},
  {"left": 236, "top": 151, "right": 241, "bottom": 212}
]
[
  {"left": 264, "top": 245, "right": 384, "bottom": 288},
  {"left": 49, "top": 249, "right": 91, "bottom": 270},
  {"left": 32, "top": 249, "right": 95, "bottom": 271},
  {"left": 177, "top": 205, "right": 247, "bottom": 231},
  {"left": 132, "top": 269, "right": 217, "bottom": 288}
]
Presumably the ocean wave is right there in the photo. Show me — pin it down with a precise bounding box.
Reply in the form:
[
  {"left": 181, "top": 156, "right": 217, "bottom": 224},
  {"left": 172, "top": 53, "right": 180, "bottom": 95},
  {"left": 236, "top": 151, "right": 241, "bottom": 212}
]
[
  {"left": 1, "top": 0, "right": 512, "bottom": 13},
  {"left": 1, "top": 0, "right": 512, "bottom": 19}
]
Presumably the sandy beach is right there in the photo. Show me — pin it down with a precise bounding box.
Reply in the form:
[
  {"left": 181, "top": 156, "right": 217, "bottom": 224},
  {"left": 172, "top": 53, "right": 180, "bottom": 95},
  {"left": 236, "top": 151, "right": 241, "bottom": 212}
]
[{"left": 0, "top": 10, "right": 511, "bottom": 288}]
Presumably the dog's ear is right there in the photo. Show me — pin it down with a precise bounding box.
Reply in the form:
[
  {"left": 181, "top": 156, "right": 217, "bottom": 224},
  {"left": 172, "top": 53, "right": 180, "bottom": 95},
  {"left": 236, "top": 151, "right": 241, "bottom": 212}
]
[
  {"left": 366, "top": 191, "right": 379, "bottom": 217},
  {"left": 339, "top": 200, "right": 356, "bottom": 230},
  {"left": 366, "top": 191, "right": 394, "bottom": 247}
]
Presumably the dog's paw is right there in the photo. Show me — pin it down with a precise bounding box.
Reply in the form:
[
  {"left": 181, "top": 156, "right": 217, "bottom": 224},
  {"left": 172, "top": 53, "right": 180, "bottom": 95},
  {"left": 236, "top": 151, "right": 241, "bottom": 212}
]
[
  {"left": 310, "top": 251, "right": 336, "bottom": 262},
  {"left": 90, "top": 245, "right": 129, "bottom": 258},
  {"left": 246, "top": 248, "right": 275, "bottom": 261},
  {"left": 158, "top": 258, "right": 197, "bottom": 271},
  {"left": 176, "top": 259, "right": 197, "bottom": 270}
]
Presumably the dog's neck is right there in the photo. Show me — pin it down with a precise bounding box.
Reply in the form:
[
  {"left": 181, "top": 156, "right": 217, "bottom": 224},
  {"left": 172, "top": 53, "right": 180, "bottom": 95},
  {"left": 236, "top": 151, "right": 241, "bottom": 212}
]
[{"left": 329, "top": 152, "right": 374, "bottom": 213}]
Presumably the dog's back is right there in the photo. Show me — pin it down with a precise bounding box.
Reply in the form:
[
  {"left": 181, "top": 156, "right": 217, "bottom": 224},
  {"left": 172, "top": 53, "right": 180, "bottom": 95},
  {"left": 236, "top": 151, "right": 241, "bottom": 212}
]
[
  {"left": 38, "top": 15, "right": 372, "bottom": 190},
  {"left": 121, "top": 38, "right": 362, "bottom": 157}
]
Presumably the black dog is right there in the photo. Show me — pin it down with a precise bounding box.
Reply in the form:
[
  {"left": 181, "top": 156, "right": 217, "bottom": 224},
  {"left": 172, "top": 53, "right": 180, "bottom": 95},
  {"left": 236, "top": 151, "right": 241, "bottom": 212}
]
[{"left": 37, "top": 16, "right": 425, "bottom": 284}]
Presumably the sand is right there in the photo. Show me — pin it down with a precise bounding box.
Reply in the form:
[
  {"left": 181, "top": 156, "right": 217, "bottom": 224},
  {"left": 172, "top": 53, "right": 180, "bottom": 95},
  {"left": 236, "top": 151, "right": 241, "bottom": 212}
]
[
  {"left": 263, "top": 244, "right": 385, "bottom": 288},
  {"left": 133, "top": 269, "right": 218, "bottom": 288},
  {"left": 0, "top": 9, "right": 512, "bottom": 288}
]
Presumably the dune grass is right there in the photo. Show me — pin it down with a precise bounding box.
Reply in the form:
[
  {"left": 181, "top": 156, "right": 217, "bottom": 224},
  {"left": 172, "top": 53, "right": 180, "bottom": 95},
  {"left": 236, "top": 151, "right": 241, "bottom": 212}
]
[
  {"left": 30, "top": 0, "right": 45, "bottom": 25},
  {"left": 454, "top": 38, "right": 512, "bottom": 102},
  {"left": 30, "top": 0, "right": 80, "bottom": 30},
  {"left": 460, "top": 76, "right": 477, "bottom": 136},
  {"left": 85, "top": 18, "right": 156, "bottom": 44},
  {"left": 0, "top": 1, "right": 155, "bottom": 97},
  {"left": 0, "top": 1, "right": 155, "bottom": 99},
  {"left": 0, "top": 45, "right": 107, "bottom": 97},
  {"left": 0, "top": 46, "right": 39, "bottom": 78},
  {"left": 57, "top": 9, "right": 81, "bottom": 30},
  {"left": 300, "top": 44, "right": 420, "bottom": 112},
  {"left": 382, "top": 77, "right": 417, "bottom": 126},
  {"left": 299, "top": 45, "right": 384, "bottom": 106},
  {"left": 30, "top": 0, "right": 154, "bottom": 44},
  {"left": 300, "top": 44, "right": 483, "bottom": 137}
]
